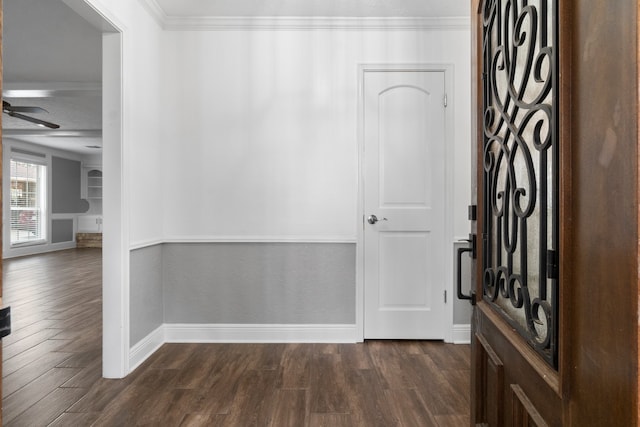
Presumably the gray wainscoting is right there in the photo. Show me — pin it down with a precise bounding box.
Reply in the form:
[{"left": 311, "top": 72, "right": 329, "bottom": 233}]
[
  {"left": 129, "top": 242, "right": 356, "bottom": 345},
  {"left": 52, "top": 219, "right": 74, "bottom": 243},
  {"left": 130, "top": 244, "right": 164, "bottom": 346},
  {"left": 130, "top": 241, "right": 471, "bottom": 346},
  {"left": 52, "top": 156, "right": 89, "bottom": 214},
  {"left": 162, "top": 243, "right": 356, "bottom": 325}
]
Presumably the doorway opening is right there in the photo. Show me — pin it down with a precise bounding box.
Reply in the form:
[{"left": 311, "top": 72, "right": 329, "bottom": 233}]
[{"left": 2, "top": 0, "right": 125, "bottom": 378}]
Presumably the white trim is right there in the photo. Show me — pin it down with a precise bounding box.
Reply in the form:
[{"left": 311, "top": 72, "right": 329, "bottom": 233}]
[
  {"left": 164, "top": 324, "right": 358, "bottom": 343},
  {"left": 162, "top": 235, "right": 357, "bottom": 244},
  {"left": 136, "top": 0, "right": 166, "bottom": 29},
  {"left": 135, "top": 0, "right": 470, "bottom": 31},
  {"left": 129, "top": 325, "right": 165, "bottom": 372},
  {"left": 129, "top": 324, "right": 358, "bottom": 372},
  {"left": 162, "top": 16, "right": 470, "bottom": 32},
  {"left": 356, "top": 64, "right": 456, "bottom": 342},
  {"left": 3, "top": 242, "right": 77, "bottom": 259},
  {"left": 130, "top": 236, "right": 358, "bottom": 250},
  {"left": 451, "top": 324, "right": 471, "bottom": 344},
  {"left": 442, "top": 65, "right": 457, "bottom": 344},
  {"left": 355, "top": 65, "right": 366, "bottom": 342},
  {"left": 51, "top": 213, "right": 79, "bottom": 220},
  {"left": 81, "top": 0, "right": 127, "bottom": 379},
  {"left": 130, "top": 322, "right": 466, "bottom": 374},
  {"left": 63, "top": 0, "right": 127, "bottom": 32},
  {"left": 130, "top": 238, "right": 164, "bottom": 251}
]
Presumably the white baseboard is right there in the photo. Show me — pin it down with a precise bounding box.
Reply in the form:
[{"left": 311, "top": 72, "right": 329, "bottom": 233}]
[
  {"left": 4, "top": 241, "right": 77, "bottom": 259},
  {"left": 452, "top": 324, "right": 471, "bottom": 344},
  {"left": 129, "top": 323, "right": 358, "bottom": 372},
  {"left": 164, "top": 323, "right": 358, "bottom": 343},
  {"left": 129, "top": 325, "right": 164, "bottom": 372}
]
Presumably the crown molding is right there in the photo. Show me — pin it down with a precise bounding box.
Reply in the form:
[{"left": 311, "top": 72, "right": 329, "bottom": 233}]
[
  {"left": 137, "top": 0, "right": 167, "bottom": 28},
  {"left": 162, "top": 16, "right": 470, "bottom": 31},
  {"left": 137, "top": 0, "right": 469, "bottom": 31}
]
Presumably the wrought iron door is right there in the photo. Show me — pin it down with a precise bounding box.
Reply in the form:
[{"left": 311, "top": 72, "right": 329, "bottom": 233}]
[{"left": 481, "top": 0, "right": 558, "bottom": 368}]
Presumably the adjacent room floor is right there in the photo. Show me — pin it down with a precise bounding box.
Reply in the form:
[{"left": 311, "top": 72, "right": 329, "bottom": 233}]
[{"left": 2, "top": 248, "right": 470, "bottom": 426}]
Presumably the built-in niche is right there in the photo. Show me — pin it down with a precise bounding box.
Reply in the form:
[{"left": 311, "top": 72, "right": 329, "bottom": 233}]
[
  {"left": 86, "top": 169, "right": 102, "bottom": 215},
  {"left": 77, "top": 168, "right": 102, "bottom": 243}
]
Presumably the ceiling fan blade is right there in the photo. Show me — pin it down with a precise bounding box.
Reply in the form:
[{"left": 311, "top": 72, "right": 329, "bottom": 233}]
[
  {"left": 3, "top": 101, "right": 49, "bottom": 114},
  {"left": 7, "top": 111, "right": 60, "bottom": 129},
  {"left": 7, "top": 106, "right": 49, "bottom": 114}
]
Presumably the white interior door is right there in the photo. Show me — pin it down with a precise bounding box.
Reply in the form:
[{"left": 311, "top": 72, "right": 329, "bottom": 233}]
[{"left": 363, "top": 70, "right": 446, "bottom": 339}]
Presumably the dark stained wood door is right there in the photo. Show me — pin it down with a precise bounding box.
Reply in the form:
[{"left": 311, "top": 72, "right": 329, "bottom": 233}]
[
  {"left": 468, "top": 0, "right": 640, "bottom": 425},
  {"left": 0, "top": 0, "right": 4, "bottom": 424},
  {"left": 469, "top": 0, "right": 562, "bottom": 424}
]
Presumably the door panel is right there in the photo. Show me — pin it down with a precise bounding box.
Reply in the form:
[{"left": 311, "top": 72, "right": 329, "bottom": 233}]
[
  {"left": 468, "top": 0, "right": 640, "bottom": 424},
  {"left": 378, "top": 232, "right": 430, "bottom": 309},
  {"left": 474, "top": 305, "right": 561, "bottom": 426},
  {"left": 469, "top": 0, "right": 562, "bottom": 425},
  {"left": 379, "top": 86, "right": 433, "bottom": 207},
  {"left": 510, "top": 385, "right": 549, "bottom": 427},
  {"left": 363, "top": 70, "right": 446, "bottom": 339},
  {"left": 475, "top": 334, "right": 504, "bottom": 427}
]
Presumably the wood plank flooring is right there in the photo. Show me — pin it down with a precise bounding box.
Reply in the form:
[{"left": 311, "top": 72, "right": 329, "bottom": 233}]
[{"left": 2, "top": 248, "right": 470, "bottom": 426}]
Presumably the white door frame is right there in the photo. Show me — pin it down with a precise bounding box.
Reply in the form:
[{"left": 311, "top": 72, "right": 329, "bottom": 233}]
[
  {"left": 356, "top": 63, "right": 456, "bottom": 343},
  {"left": 63, "top": 0, "right": 128, "bottom": 377}
]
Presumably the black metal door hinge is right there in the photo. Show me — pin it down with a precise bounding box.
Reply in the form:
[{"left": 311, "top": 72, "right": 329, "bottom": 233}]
[
  {"left": 0, "top": 307, "right": 11, "bottom": 339},
  {"left": 468, "top": 205, "right": 477, "bottom": 221}
]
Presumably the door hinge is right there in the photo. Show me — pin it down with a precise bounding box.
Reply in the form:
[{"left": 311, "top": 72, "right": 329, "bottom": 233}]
[
  {"left": 0, "top": 307, "right": 11, "bottom": 339},
  {"left": 443, "top": 94, "right": 448, "bottom": 108},
  {"left": 547, "top": 250, "right": 558, "bottom": 279},
  {"left": 468, "top": 205, "right": 477, "bottom": 221},
  {"left": 444, "top": 290, "right": 447, "bottom": 303}
]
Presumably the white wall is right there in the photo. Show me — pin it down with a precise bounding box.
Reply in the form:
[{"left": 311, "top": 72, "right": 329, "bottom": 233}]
[
  {"left": 71, "top": 1, "right": 472, "bottom": 375},
  {"left": 83, "top": 0, "right": 165, "bottom": 246},
  {"left": 161, "top": 27, "right": 471, "bottom": 241}
]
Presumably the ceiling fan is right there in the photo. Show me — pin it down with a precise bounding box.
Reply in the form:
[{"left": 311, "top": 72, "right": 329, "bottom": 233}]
[{"left": 2, "top": 100, "right": 60, "bottom": 129}]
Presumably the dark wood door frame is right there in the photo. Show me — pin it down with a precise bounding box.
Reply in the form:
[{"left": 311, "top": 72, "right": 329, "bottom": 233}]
[
  {"left": 561, "top": 0, "right": 639, "bottom": 424},
  {"left": 0, "top": 0, "right": 4, "bottom": 424}
]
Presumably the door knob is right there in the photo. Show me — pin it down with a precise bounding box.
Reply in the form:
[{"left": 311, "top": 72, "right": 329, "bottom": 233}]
[{"left": 367, "top": 215, "right": 387, "bottom": 225}]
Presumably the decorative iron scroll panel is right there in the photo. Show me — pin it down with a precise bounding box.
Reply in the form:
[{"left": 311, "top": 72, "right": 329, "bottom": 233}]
[{"left": 481, "top": 0, "right": 558, "bottom": 368}]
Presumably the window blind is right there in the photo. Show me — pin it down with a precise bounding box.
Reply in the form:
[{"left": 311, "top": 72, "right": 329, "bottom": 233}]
[{"left": 10, "top": 159, "right": 47, "bottom": 246}]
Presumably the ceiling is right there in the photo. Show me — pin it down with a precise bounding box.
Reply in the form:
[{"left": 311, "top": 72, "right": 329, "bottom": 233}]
[
  {"left": 3, "top": 0, "right": 102, "bottom": 156},
  {"left": 3, "top": 0, "right": 469, "bottom": 156},
  {"left": 152, "top": 0, "right": 469, "bottom": 18}
]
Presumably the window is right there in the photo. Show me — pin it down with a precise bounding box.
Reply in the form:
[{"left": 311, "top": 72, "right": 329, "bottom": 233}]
[{"left": 10, "top": 159, "right": 47, "bottom": 246}]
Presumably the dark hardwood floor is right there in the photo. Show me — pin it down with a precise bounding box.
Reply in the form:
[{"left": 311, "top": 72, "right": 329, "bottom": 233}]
[{"left": 2, "top": 248, "right": 470, "bottom": 426}]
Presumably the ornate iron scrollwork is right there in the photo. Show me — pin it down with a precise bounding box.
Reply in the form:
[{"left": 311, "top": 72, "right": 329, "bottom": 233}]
[{"left": 481, "top": 0, "right": 558, "bottom": 368}]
